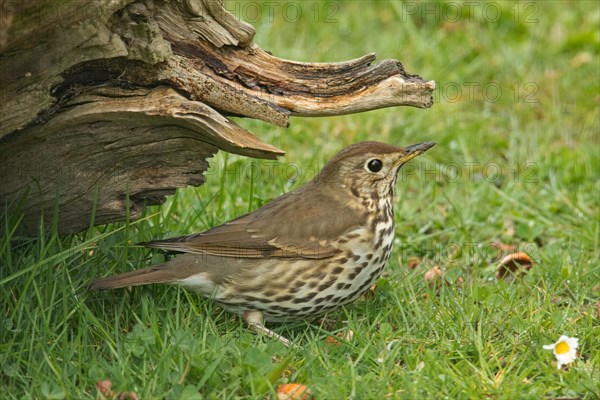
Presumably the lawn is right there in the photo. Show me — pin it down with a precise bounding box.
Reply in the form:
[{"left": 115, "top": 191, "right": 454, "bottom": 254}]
[{"left": 1, "top": 1, "right": 599, "bottom": 399}]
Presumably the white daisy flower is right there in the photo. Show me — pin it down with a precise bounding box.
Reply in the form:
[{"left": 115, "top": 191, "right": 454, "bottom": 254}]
[{"left": 543, "top": 335, "right": 579, "bottom": 369}]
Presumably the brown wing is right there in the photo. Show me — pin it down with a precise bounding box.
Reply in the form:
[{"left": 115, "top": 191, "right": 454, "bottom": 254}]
[{"left": 143, "top": 183, "right": 365, "bottom": 259}]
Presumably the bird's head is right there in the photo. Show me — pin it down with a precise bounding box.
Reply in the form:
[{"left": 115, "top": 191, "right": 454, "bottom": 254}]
[{"left": 314, "top": 141, "right": 436, "bottom": 203}]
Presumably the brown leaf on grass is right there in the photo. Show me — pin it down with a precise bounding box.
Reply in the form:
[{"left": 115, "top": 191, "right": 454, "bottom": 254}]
[
  {"left": 324, "top": 335, "right": 341, "bottom": 347},
  {"left": 87, "top": 242, "right": 97, "bottom": 257},
  {"left": 496, "top": 252, "right": 533, "bottom": 280},
  {"left": 424, "top": 266, "right": 448, "bottom": 289},
  {"left": 95, "top": 380, "right": 138, "bottom": 400},
  {"left": 96, "top": 380, "right": 113, "bottom": 398},
  {"left": 276, "top": 383, "right": 312, "bottom": 400},
  {"left": 324, "top": 330, "right": 354, "bottom": 347},
  {"left": 597, "top": 301, "right": 600, "bottom": 320},
  {"left": 407, "top": 257, "right": 420, "bottom": 270}
]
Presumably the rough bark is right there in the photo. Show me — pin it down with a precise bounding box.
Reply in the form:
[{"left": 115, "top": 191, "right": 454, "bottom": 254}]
[{"left": 0, "top": 0, "right": 435, "bottom": 234}]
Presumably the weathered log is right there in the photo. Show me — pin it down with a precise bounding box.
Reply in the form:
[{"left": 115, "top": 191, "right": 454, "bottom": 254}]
[{"left": 0, "top": 0, "right": 435, "bottom": 234}]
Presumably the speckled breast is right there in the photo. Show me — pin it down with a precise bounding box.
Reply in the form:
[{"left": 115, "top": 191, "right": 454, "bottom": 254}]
[{"left": 216, "top": 200, "right": 396, "bottom": 322}]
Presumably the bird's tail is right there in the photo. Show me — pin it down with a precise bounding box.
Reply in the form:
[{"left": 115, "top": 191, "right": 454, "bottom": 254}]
[{"left": 90, "top": 264, "right": 174, "bottom": 290}]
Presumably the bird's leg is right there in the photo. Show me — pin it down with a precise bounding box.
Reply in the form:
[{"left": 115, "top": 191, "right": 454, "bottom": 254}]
[{"left": 243, "top": 310, "right": 292, "bottom": 347}]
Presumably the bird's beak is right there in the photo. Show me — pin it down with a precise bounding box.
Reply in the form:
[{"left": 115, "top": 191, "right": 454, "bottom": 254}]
[{"left": 394, "top": 142, "right": 436, "bottom": 166}]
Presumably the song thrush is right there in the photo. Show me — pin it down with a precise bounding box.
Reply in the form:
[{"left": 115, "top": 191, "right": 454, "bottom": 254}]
[{"left": 91, "top": 141, "right": 435, "bottom": 345}]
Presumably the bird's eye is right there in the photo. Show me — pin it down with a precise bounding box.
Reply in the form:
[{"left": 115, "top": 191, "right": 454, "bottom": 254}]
[{"left": 366, "top": 158, "right": 383, "bottom": 173}]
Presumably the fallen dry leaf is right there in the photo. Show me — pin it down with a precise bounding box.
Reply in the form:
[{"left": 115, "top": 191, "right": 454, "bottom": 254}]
[
  {"left": 424, "top": 266, "right": 448, "bottom": 289},
  {"left": 97, "top": 380, "right": 113, "bottom": 398},
  {"left": 496, "top": 252, "right": 533, "bottom": 280},
  {"left": 324, "top": 330, "right": 354, "bottom": 346},
  {"left": 87, "top": 242, "right": 97, "bottom": 257},
  {"left": 276, "top": 383, "right": 312, "bottom": 400},
  {"left": 96, "top": 379, "right": 139, "bottom": 400},
  {"left": 407, "top": 257, "right": 420, "bottom": 270},
  {"left": 324, "top": 335, "right": 341, "bottom": 347},
  {"left": 597, "top": 301, "right": 600, "bottom": 320}
]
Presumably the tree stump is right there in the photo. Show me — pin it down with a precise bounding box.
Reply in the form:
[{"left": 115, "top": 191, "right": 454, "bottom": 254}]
[{"left": 0, "top": 0, "right": 435, "bottom": 234}]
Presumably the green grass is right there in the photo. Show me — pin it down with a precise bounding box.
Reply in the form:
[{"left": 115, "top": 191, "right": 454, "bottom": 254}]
[{"left": 2, "top": 1, "right": 599, "bottom": 398}]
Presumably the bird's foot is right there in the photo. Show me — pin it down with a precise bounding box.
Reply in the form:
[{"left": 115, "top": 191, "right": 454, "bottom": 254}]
[{"left": 243, "top": 310, "right": 293, "bottom": 347}]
